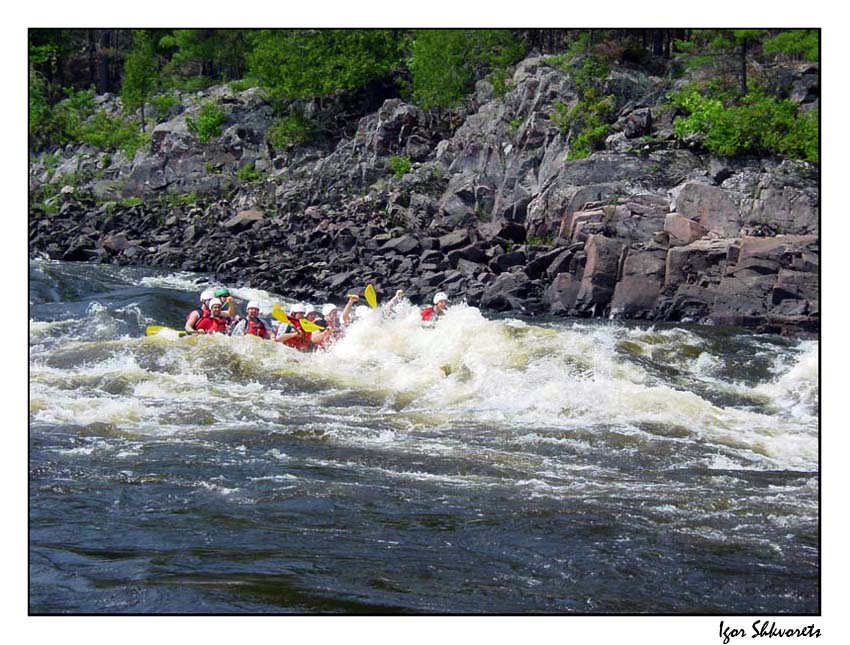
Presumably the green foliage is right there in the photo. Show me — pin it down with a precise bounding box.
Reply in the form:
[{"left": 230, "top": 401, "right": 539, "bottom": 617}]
[
  {"left": 489, "top": 68, "right": 510, "bottom": 99},
  {"left": 228, "top": 78, "right": 257, "bottom": 92},
  {"left": 120, "top": 196, "right": 144, "bottom": 207},
  {"left": 763, "top": 30, "right": 819, "bottom": 62},
  {"left": 388, "top": 155, "right": 412, "bottom": 178},
  {"left": 671, "top": 86, "right": 818, "bottom": 162},
  {"left": 164, "top": 75, "right": 216, "bottom": 92},
  {"left": 121, "top": 30, "right": 159, "bottom": 129},
  {"left": 149, "top": 93, "right": 179, "bottom": 122},
  {"left": 508, "top": 116, "right": 524, "bottom": 137},
  {"left": 248, "top": 29, "right": 400, "bottom": 102},
  {"left": 527, "top": 234, "right": 554, "bottom": 246},
  {"left": 28, "top": 67, "right": 52, "bottom": 144},
  {"left": 266, "top": 112, "right": 312, "bottom": 150},
  {"left": 236, "top": 163, "right": 261, "bottom": 183},
  {"left": 30, "top": 86, "right": 97, "bottom": 148},
  {"left": 550, "top": 56, "right": 616, "bottom": 160},
  {"left": 159, "top": 29, "right": 250, "bottom": 81},
  {"left": 408, "top": 29, "right": 527, "bottom": 108},
  {"left": 79, "top": 110, "right": 150, "bottom": 156},
  {"left": 186, "top": 102, "right": 226, "bottom": 143}
]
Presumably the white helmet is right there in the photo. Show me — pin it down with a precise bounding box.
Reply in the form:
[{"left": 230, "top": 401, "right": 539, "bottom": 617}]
[
  {"left": 200, "top": 289, "right": 215, "bottom": 303},
  {"left": 246, "top": 300, "right": 260, "bottom": 311},
  {"left": 289, "top": 303, "right": 306, "bottom": 314},
  {"left": 208, "top": 298, "right": 223, "bottom": 308},
  {"left": 322, "top": 303, "right": 338, "bottom": 317},
  {"left": 433, "top": 292, "right": 448, "bottom": 305},
  {"left": 304, "top": 304, "right": 316, "bottom": 315}
]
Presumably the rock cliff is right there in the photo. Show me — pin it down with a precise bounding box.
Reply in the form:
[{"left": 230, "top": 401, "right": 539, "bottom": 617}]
[{"left": 28, "top": 56, "right": 820, "bottom": 335}]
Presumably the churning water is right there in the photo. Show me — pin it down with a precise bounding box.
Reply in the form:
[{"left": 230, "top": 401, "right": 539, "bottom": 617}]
[{"left": 28, "top": 259, "right": 819, "bottom": 613}]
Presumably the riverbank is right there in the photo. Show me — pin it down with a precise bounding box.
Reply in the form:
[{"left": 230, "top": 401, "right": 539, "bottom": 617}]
[{"left": 28, "top": 55, "right": 820, "bottom": 336}]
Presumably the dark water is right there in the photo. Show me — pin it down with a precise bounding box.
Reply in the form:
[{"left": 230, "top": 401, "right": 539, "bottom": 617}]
[{"left": 29, "top": 260, "right": 819, "bottom": 614}]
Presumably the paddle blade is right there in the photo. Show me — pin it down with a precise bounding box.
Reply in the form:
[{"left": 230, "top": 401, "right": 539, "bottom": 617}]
[
  {"left": 146, "top": 325, "right": 186, "bottom": 337},
  {"left": 364, "top": 284, "right": 378, "bottom": 309},
  {"left": 300, "top": 319, "right": 325, "bottom": 333},
  {"left": 271, "top": 303, "right": 291, "bottom": 325}
]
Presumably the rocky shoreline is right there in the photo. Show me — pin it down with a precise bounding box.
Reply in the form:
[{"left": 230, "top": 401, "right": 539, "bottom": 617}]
[{"left": 28, "top": 56, "right": 820, "bottom": 336}]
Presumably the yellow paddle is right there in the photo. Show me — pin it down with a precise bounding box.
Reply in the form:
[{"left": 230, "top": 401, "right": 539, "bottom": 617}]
[
  {"left": 271, "top": 304, "right": 325, "bottom": 333},
  {"left": 146, "top": 325, "right": 187, "bottom": 337},
  {"left": 364, "top": 283, "right": 378, "bottom": 309}
]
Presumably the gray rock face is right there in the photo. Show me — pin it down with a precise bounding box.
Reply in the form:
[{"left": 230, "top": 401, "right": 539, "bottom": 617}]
[{"left": 28, "top": 55, "right": 820, "bottom": 335}]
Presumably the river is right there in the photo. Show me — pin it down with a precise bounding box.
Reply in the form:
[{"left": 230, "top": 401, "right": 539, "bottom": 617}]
[{"left": 28, "top": 259, "right": 819, "bottom": 614}]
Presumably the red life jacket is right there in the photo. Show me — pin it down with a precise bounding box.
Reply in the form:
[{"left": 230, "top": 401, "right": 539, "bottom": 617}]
[
  {"left": 186, "top": 305, "right": 211, "bottom": 330},
  {"left": 195, "top": 315, "right": 229, "bottom": 333},
  {"left": 280, "top": 319, "right": 312, "bottom": 352},
  {"left": 246, "top": 318, "right": 268, "bottom": 338},
  {"left": 313, "top": 323, "right": 343, "bottom": 349},
  {"left": 421, "top": 306, "right": 435, "bottom": 321}
]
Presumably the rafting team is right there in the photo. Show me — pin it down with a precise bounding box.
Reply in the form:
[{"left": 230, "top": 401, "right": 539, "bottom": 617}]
[{"left": 184, "top": 286, "right": 450, "bottom": 351}]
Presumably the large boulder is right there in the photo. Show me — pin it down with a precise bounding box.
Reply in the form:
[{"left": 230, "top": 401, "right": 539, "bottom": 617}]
[
  {"left": 674, "top": 181, "right": 744, "bottom": 237},
  {"left": 610, "top": 245, "right": 668, "bottom": 319},
  {"left": 573, "top": 235, "right": 625, "bottom": 315}
]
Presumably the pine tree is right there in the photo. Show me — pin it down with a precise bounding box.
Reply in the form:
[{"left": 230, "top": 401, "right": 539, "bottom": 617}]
[{"left": 121, "top": 30, "right": 158, "bottom": 132}]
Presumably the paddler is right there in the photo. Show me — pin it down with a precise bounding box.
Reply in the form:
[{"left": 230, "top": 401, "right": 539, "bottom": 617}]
[
  {"left": 274, "top": 303, "right": 312, "bottom": 351},
  {"left": 383, "top": 289, "right": 406, "bottom": 315},
  {"left": 213, "top": 287, "right": 237, "bottom": 319},
  {"left": 194, "top": 298, "right": 230, "bottom": 334},
  {"left": 185, "top": 288, "right": 215, "bottom": 333},
  {"left": 420, "top": 292, "right": 448, "bottom": 322},
  {"left": 310, "top": 303, "right": 344, "bottom": 349},
  {"left": 229, "top": 300, "right": 269, "bottom": 339},
  {"left": 341, "top": 293, "right": 359, "bottom": 325}
]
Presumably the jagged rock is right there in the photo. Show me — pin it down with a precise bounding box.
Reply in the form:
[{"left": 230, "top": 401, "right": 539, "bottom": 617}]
[
  {"left": 480, "top": 271, "right": 531, "bottom": 311},
  {"left": 623, "top": 107, "right": 653, "bottom": 138},
  {"left": 102, "top": 232, "right": 130, "bottom": 253},
  {"left": 573, "top": 235, "right": 624, "bottom": 315},
  {"left": 489, "top": 250, "right": 527, "bottom": 273},
  {"left": 27, "top": 55, "right": 821, "bottom": 334},
  {"left": 438, "top": 229, "right": 473, "bottom": 251},
  {"left": 223, "top": 209, "right": 265, "bottom": 231},
  {"left": 610, "top": 246, "right": 667, "bottom": 318},
  {"left": 664, "top": 214, "right": 708, "bottom": 247},
  {"left": 664, "top": 238, "right": 734, "bottom": 291},
  {"left": 478, "top": 219, "right": 527, "bottom": 244},
  {"left": 674, "top": 181, "right": 743, "bottom": 237},
  {"left": 380, "top": 235, "right": 421, "bottom": 255},
  {"left": 447, "top": 244, "right": 488, "bottom": 267}
]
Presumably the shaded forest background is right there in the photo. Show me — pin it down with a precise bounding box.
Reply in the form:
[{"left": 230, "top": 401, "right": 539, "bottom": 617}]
[{"left": 29, "top": 28, "right": 819, "bottom": 161}]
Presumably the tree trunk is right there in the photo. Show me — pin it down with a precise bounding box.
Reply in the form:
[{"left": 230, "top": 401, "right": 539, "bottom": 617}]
[
  {"left": 97, "top": 30, "right": 111, "bottom": 94},
  {"left": 87, "top": 30, "right": 97, "bottom": 88}
]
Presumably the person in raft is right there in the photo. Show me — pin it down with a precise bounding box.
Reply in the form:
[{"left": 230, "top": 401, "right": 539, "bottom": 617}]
[
  {"left": 420, "top": 292, "right": 449, "bottom": 322},
  {"left": 213, "top": 287, "right": 237, "bottom": 319},
  {"left": 310, "top": 303, "right": 344, "bottom": 349},
  {"left": 229, "top": 301, "right": 269, "bottom": 338},
  {"left": 382, "top": 289, "right": 406, "bottom": 315},
  {"left": 185, "top": 288, "right": 215, "bottom": 333},
  {"left": 194, "top": 298, "right": 230, "bottom": 334},
  {"left": 274, "top": 303, "right": 312, "bottom": 351}
]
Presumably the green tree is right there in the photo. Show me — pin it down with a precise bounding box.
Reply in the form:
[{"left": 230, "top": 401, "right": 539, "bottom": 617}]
[
  {"left": 407, "top": 29, "right": 527, "bottom": 109},
  {"left": 159, "top": 29, "right": 250, "bottom": 81},
  {"left": 763, "top": 29, "right": 819, "bottom": 62},
  {"left": 121, "top": 30, "right": 159, "bottom": 132},
  {"left": 248, "top": 29, "right": 401, "bottom": 105},
  {"left": 675, "top": 29, "right": 767, "bottom": 97}
]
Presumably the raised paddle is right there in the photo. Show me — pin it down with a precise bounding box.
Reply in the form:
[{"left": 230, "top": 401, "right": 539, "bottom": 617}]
[
  {"left": 271, "top": 304, "right": 325, "bottom": 333},
  {"left": 364, "top": 283, "right": 378, "bottom": 309}
]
